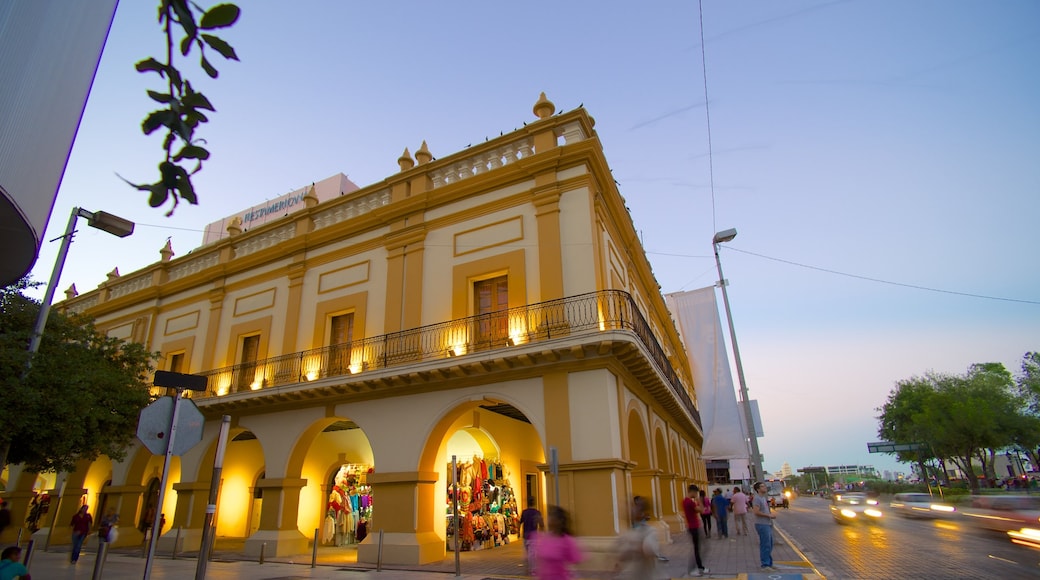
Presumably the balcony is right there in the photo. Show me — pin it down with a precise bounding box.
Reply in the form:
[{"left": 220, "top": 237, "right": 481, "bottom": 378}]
[{"left": 195, "top": 289, "right": 700, "bottom": 430}]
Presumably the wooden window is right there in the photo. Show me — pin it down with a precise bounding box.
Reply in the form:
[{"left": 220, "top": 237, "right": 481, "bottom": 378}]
[
  {"left": 474, "top": 275, "right": 508, "bottom": 345},
  {"left": 237, "top": 334, "right": 260, "bottom": 390},
  {"left": 329, "top": 313, "right": 354, "bottom": 375},
  {"left": 169, "top": 352, "right": 184, "bottom": 373}
]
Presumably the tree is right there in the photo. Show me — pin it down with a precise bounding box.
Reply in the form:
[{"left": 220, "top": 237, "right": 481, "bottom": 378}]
[
  {"left": 877, "top": 363, "right": 1024, "bottom": 492},
  {"left": 0, "top": 280, "right": 155, "bottom": 473},
  {"left": 123, "top": 1, "right": 241, "bottom": 215},
  {"left": 1013, "top": 352, "right": 1040, "bottom": 470},
  {"left": 877, "top": 375, "right": 939, "bottom": 484}
]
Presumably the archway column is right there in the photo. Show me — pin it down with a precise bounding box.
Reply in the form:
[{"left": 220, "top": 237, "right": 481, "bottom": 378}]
[
  {"left": 244, "top": 477, "right": 309, "bottom": 557},
  {"left": 357, "top": 470, "right": 441, "bottom": 565},
  {"left": 0, "top": 491, "right": 35, "bottom": 544},
  {"left": 661, "top": 474, "right": 684, "bottom": 533},
  {"left": 160, "top": 480, "right": 208, "bottom": 552}
]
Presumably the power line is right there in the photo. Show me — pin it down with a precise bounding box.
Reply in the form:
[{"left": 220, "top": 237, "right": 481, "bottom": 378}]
[{"left": 724, "top": 246, "right": 1040, "bottom": 306}]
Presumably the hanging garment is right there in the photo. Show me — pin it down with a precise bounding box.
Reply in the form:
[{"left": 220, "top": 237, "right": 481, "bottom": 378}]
[{"left": 323, "top": 515, "right": 336, "bottom": 544}]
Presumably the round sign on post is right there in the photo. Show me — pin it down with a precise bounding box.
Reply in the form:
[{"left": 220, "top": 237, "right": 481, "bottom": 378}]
[{"left": 137, "top": 397, "right": 205, "bottom": 456}]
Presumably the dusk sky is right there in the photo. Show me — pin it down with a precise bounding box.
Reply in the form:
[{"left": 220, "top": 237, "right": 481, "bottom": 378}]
[{"left": 27, "top": 1, "right": 1040, "bottom": 478}]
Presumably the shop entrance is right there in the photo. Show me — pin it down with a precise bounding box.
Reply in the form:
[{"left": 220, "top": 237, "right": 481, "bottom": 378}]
[{"left": 321, "top": 463, "right": 371, "bottom": 547}]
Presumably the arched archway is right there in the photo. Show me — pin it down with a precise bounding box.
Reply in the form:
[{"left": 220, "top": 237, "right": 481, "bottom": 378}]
[
  {"left": 409, "top": 396, "right": 544, "bottom": 561},
  {"left": 277, "top": 416, "right": 376, "bottom": 556},
  {"left": 625, "top": 408, "right": 652, "bottom": 522}
]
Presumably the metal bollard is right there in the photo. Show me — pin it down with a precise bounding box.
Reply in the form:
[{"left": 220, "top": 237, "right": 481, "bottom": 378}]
[
  {"left": 259, "top": 541, "right": 266, "bottom": 565},
  {"left": 311, "top": 528, "right": 319, "bottom": 568},
  {"left": 91, "top": 541, "right": 109, "bottom": 580},
  {"left": 172, "top": 526, "right": 182, "bottom": 559},
  {"left": 22, "top": 540, "right": 34, "bottom": 569},
  {"left": 376, "top": 529, "right": 383, "bottom": 572}
]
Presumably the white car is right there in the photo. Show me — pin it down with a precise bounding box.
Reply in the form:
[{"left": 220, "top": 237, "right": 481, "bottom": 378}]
[
  {"left": 961, "top": 495, "right": 1040, "bottom": 533},
  {"left": 889, "top": 492, "right": 957, "bottom": 519},
  {"left": 830, "top": 492, "right": 883, "bottom": 524}
]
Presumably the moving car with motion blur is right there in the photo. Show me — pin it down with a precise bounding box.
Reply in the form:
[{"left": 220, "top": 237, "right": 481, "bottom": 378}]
[
  {"left": 960, "top": 495, "right": 1040, "bottom": 533},
  {"left": 889, "top": 492, "right": 957, "bottom": 519},
  {"left": 830, "top": 492, "right": 883, "bottom": 524}
]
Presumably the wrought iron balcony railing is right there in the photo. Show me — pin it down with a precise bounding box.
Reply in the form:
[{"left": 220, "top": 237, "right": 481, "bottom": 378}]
[{"left": 195, "top": 289, "right": 700, "bottom": 428}]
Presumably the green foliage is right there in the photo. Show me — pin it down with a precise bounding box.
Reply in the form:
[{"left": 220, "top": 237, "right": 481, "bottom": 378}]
[
  {"left": 0, "top": 280, "right": 156, "bottom": 473},
  {"left": 876, "top": 357, "right": 1037, "bottom": 493},
  {"left": 123, "top": 1, "right": 240, "bottom": 215}
]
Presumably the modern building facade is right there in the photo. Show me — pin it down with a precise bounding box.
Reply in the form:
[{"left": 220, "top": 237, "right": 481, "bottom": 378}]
[
  {"left": 0, "top": 0, "right": 120, "bottom": 285},
  {"left": 1, "top": 94, "right": 707, "bottom": 565}
]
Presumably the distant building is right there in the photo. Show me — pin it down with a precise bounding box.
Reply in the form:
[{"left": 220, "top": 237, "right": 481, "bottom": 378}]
[{"left": 780, "top": 462, "right": 793, "bottom": 479}]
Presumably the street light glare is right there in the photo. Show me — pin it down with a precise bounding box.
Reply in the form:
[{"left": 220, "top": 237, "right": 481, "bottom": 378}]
[{"left": 713, "top": 228, "right": 737, "bottom": 245}]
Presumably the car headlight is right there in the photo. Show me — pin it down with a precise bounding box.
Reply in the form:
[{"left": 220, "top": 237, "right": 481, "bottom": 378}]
[
  {"left": 840, "top": 509, "right": 857, "bottom": 518},
  {"left": 864, "top": 509, "right": 883, "bottom": 518}
]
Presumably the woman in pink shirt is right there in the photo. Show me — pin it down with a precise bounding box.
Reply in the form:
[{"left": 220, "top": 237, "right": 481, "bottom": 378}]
[{"left": 532, "top": 505, "right": 582, "bottom": 579}]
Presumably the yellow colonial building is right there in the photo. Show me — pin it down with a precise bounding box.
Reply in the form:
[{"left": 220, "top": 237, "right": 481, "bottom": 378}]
[{"left": 3, "top": 94, "right": 707, "bottom": 565}]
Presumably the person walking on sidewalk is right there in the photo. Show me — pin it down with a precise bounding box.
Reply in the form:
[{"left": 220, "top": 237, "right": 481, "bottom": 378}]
[
  {"left": 752, "top": 482, "right": 778, "bottom": 571},
  {"left": 614, "top": 496, "right": 659, "bottom": 579},
  {"left": 698, "top": 489, "right": 712, "bottom": 538},
  {"left": 711, "top": 488, "right": 730, "bottom": 538},
  {"left": 520, "top": 497, "right": 543, "bottom": 573},
  {"left": 531, "top": 506, "right": 582, "bottom": 579},
  {"left": 681, "top": 485, "right": 708, "bottom": 577},
  {"left": 69, "top": 505, "right": 92, "bottom": 564},
  {"left": 731, "top": 487, "right": 750, "bottom": 536}
]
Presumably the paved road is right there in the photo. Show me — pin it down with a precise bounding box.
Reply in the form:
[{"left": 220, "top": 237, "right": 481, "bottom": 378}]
[{"left": 780, "top": 496, "right": 1040, "bottom": 579}]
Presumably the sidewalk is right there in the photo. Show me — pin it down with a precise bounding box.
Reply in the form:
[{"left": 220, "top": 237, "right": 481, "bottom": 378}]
[{"left": 18, "top": 523, "right": 821, "bottom": 579}]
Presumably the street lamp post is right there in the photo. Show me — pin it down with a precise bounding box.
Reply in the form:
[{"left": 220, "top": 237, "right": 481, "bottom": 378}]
[
  {"left": 27, "top": 207, "right": 134, "bottom": 359},
  {"left": 713, "top": 228, "right": 764, "bottom": 483}
]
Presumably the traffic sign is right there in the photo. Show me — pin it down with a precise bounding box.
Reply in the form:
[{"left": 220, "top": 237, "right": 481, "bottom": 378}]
[
  {"left": 137, "top": 396, "right": 205, "bottom": 456},
  {"left": 867, "top": 441, "right": 926, "bottom": 453}
]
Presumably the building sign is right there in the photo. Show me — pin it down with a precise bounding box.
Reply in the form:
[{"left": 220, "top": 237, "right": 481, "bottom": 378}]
[{"left": 201, "top": 173, "right": 359, "bottom": 245}]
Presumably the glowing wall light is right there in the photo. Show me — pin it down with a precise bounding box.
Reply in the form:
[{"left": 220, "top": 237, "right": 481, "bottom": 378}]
[{"left": 215, "top": 375, "right": 231, "bottom": 396}]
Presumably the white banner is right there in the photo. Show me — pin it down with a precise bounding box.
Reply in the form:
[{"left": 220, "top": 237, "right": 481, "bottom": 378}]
[{"left": 665, "top": 287, "right": 750, "bottom": 461}]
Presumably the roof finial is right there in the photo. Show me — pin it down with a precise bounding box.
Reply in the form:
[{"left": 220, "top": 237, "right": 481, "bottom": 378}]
[
  {"left": 398, "top": 147, "right": 415, "bottom": 171},
  {"left": 533, "top": 92, "right": 555, "bottom": 119}
]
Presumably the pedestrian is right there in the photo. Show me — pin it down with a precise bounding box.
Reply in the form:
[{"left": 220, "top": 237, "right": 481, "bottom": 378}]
[
  {"left": 531, "top": 505, "right": 582, "bottom": 579},
  {"left": 711, "top": 488, "right": 730, "bottom": 538},
  {"left": 0, "top": 503, "right": 11, "bottom": 538},
  {"left": 0, "top": 545, "right": 30, "bottom": 580},
  {"left": 614, "top": 496, "right": 659, "bottom": 579},
  {"left": 69, "top": 505, "right": 92, "bottom": 564},
  {"left": 99, "top": 508, "right": 119, "bottom": 543},
  {"left": 752, "top": 481, "right": 778, "bottom": 571},
  {"left": 699, "top": 490, "right": 712, "bottom": 537},
  {"left": 519, "top": 497, "right": 543, "bottom": 573},
  {"left": 731, "top": 487, "right": 750, "bottom": 536},
  {"left": 681, "top": 485, "right": 708, "bottom": 577}
]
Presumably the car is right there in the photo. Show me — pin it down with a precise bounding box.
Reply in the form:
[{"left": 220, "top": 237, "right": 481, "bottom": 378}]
[
  {"left": 830, "top": 492, "right": 883, "bottom": 524},
  {"left": 889, "top": 492, "right": 957, "bottom": 519},
  {"left": 960, "top": 495, "right": 1040, "bottom": 533},
  {"left": 1008, "top": 527, "right": 1040, "bottom": 550}
]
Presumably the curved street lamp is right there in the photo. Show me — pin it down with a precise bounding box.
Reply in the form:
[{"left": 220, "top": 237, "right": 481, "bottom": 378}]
[
  {"left": 713, "top": 228, "right": 765, "bottom": 482},
  {"left": 27, "top": 207, "right": 134, "bottom": 359}
]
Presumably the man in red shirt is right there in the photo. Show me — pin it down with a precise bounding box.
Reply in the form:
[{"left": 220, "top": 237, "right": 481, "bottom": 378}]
[
  {"left": 682, "top": 485, "right": 708, "bottom": 577},
  {"left": 69, "top": 505, "right": 93, "bottom": 564}
]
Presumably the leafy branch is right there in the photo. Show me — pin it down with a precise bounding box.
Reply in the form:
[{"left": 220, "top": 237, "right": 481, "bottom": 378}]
[{"left": 124, "top": 1, "right": 240, "bottom": 216}]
